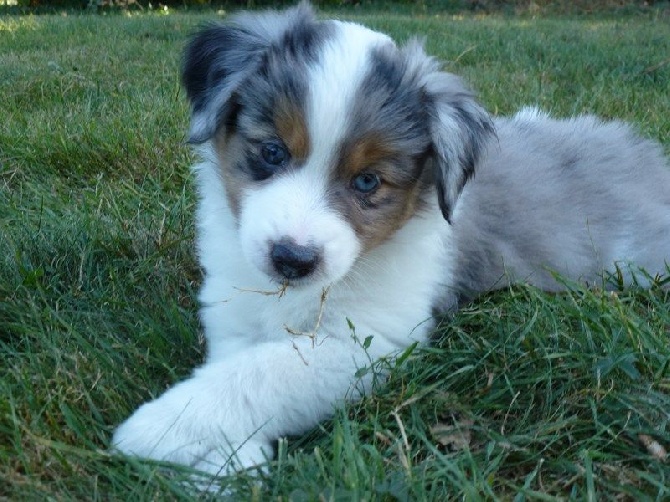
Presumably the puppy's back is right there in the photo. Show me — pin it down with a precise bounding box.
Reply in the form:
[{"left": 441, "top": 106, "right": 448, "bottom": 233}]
[{"left": 449, "top": 108, "right": 670, "bottom": 301}]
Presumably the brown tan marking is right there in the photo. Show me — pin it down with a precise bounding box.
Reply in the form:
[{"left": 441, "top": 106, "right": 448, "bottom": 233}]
[
  {"left": 274, "top": 97, "right": 310, "bottom": 161},
  {"left": 214, "top": 131, "right": 250, "bottom": 218},
  {"left": 332, "top": 134, "right": 433, "bottom": 251},
  {"left": 351, "top": 177, "right": 428, "bottom": 251},
  {"left": 338, "top": 133, "right": 395, "bottom": 181}
]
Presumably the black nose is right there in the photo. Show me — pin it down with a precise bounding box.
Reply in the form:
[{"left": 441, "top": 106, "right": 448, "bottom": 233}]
[{"left": 271, "top": 240, "right": 320, "bottom": 280}]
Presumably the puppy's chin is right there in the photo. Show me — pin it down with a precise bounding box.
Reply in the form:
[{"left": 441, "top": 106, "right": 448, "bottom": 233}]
[{"left": 263, "top": 270, "right": 330, "bottom": 291}]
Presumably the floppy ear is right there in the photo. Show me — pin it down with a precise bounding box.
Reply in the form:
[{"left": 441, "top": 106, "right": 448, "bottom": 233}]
[
  {"left": 408, "top": 43, "right": 493, "bottom": 223},
  {"left": 182, "top": 25, "right": 265, "bottom": 143},
  {"left": 182, "top": 2, "right": 316, "bottom": 143}
]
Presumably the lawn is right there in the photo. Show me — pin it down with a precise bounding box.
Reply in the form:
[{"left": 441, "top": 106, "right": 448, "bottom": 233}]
[{"left": 1, "top": 5, "right": 669, "bottom": 500}]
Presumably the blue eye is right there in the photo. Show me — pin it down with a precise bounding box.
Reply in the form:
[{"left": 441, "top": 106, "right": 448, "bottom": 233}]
[
  {"left": 352, "top": 172, "right": 381, "bottom": 194},
  {"left": 261, "top": 141, "right": 289, "bottom": 167}
]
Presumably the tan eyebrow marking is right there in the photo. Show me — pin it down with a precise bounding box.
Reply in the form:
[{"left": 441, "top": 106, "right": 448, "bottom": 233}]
[{"left": 274, "top": 97, "right": 310, "bottom": 161}]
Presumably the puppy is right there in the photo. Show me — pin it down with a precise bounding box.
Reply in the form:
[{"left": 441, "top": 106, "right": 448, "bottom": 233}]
[{"left": 112, "top": 3, "right": 670, "bottom": 476}]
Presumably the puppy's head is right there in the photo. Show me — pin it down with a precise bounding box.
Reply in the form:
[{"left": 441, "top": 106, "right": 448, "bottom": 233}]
[{"left": 183, "top": 3, "right": 493, "bottom": 286}]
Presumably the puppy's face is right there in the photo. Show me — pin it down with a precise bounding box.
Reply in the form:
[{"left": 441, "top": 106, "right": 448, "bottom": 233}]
[
  {"left": 214, "top": 25, "right": 435, "bottom": 286},
  {"left": 183, "top": 4, "right": 493, "bottom": 287}
]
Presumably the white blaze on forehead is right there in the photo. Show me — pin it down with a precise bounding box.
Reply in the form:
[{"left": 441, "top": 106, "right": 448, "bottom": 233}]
[{"left": 305, "top": 21, "right": 395, "bottom": 179}]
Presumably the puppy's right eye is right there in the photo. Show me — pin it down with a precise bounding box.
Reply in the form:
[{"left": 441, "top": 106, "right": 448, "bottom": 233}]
[
  {"left": 250, "top": 141, "right": 291, "bottom": 181},
  {"left": 261, "top": 141, "right": 289, "bottom": 168}
]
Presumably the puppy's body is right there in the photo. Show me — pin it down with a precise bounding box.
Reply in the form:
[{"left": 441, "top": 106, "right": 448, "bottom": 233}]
[
  {"left": 453, "top": 108, "right": 670, "bottom": 303},
  {"left": 112, "top": 4, "right": 670, "bottom": 475}
]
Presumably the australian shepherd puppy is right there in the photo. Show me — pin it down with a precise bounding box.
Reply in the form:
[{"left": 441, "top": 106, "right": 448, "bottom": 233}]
[{"left": 112, "top": 3, "right": 670, "bottom": 476}]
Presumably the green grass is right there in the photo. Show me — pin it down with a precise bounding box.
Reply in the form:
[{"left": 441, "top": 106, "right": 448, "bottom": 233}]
[{"left": 1, "top": 7, "right": 669, "bottom": 500}]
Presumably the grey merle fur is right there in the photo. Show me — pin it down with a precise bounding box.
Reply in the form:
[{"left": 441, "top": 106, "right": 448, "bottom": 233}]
[
  {"left": 182, "top": 3, "right": 332, "bottom": 143},
  {"left": 446, "top": 112, "right": 670, "bottom": 306}
]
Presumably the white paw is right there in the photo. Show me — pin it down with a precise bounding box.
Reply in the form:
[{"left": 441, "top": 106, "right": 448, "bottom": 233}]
[{"left": 112, "top": 392, "right": 272, "bottom": 476}]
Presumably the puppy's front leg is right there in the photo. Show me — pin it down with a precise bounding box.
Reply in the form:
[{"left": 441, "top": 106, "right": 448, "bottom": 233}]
[{"left": 112, "top": 335, "right": 381, "bottom": 475}]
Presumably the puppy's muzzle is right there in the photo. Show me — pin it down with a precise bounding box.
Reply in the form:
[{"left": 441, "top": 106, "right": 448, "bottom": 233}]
[{"left": 271, "top": 239, "right": 321, "bottom": 280}]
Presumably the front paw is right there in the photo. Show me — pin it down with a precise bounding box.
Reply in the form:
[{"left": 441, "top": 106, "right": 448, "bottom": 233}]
[{"left": 112, "top": 394, "right": 271, "bottom": 476}]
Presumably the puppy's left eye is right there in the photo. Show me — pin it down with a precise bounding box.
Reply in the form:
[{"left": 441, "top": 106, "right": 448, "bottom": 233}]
[
  {"left": 261, "top": 141, "right": 290, "bottom": 167},
  {"left": 351, "top": 172, "right": 381, "bottom": 194}
]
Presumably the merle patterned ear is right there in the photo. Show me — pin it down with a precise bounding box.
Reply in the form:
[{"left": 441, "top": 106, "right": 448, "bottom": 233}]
[
  {"left": 182, "top": 2, "right": 316, "bottom": 143},
  {"left": 182, "top": 25, "right": 263, "bottom": 143},
  {"left": 404, "top": 40, "right": 494, "bottom": 222},
  {"left": 425, "top": 71, "right": 494, "bottom": 222}
]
